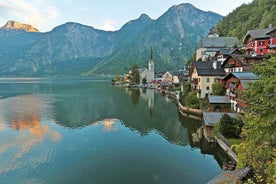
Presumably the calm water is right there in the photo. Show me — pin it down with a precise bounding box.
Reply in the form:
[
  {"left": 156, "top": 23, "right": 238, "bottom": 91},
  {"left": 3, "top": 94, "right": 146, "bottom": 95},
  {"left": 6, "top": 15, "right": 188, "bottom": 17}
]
[{"left": 0, "top": 78, "right": 227, "bottom": 184}]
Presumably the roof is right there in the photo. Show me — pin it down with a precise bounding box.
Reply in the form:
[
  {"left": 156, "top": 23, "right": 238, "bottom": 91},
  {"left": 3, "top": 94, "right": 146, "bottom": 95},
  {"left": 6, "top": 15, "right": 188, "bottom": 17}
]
[
  {"left": 221, "top": 72, "right": 258, "bottom": 89},
  {"left": 208, "top": 95, "right": 231, "bottom": 104},
  {"left": 231, "top": 72, "right": 258, "bottom": 80},
  {"left": 198, "top": 37, "right": 239, "bottom": 48},
  {"left": 193, "top": 61, "right": 225, "bottom": 76},
  {"left": 222, "top": 54, "right": 266, "bottom": 67},
  {"left": 138, "top": 68, "right": 148, "bottom": 73},
  {"left": 243, "top": 28, "right": 276, "bottom": 43},
  {"left": 203, "top": 112, "right": 238, "bottom": 126},
  {"left": 218, "top": 48, "right": 232, "bottom": 55}
]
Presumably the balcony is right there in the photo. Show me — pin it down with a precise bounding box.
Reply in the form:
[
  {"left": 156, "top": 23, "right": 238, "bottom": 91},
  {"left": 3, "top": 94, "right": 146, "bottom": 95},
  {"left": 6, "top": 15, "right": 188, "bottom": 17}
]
[{"left": 191, "top": 79, "right": 199, "bottom": 85}]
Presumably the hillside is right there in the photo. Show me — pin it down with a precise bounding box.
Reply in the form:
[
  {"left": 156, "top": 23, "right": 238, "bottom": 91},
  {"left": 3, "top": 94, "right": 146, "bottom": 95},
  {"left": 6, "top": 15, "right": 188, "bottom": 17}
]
[
  {"left": 217, "top": 0, "right": 276, "bottom": 40},
  {"left": 0, "top": 3, "right": 222, "bottom": 76}
]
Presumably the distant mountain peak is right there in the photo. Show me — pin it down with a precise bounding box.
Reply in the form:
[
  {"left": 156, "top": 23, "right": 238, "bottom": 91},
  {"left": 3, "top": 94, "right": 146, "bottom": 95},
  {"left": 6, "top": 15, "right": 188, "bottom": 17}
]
[
  {"left": 138, "top": 14, "right": 152, "bottom": 20},
  {"left": 1, "top": 20, "right": 39, "bottom": 32}
]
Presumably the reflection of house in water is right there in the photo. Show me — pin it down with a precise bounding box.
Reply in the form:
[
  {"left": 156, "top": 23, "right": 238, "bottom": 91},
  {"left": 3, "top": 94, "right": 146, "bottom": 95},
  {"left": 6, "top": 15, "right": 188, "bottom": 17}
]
[{"left": 140, "top": 89, "right": 154, "bottom": 110}]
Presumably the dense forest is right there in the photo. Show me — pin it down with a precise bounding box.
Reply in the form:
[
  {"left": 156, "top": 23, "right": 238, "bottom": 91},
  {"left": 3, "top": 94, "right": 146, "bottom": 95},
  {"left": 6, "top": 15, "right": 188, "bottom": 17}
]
[{"left": 217, "top": 0, "right": 276, "bottom": 41}]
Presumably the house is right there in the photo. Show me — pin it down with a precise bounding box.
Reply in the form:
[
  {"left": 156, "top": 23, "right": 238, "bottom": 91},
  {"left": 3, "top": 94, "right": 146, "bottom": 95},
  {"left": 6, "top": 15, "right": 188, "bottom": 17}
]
[
  {"left": 221, "top": 54, "right": 266, "bottom": 74},
  {"left": 189, "top": 61, "right": 225, "bottom": 98},
  {"left": 161, "top": 71, "right": 173, "bottom": 87},
  {"left": 202, "top": 112, "right": 237, "bottom": 142},
  {"left": 215, "top": 48, "right": 242, "bottom": 64},
  {"left": 196, "top": 37, "right": 239, "bottom": 61},
  {"left": 139, "top": 47, "right": 155, "bottom": 83},
  {"left": 220, "top": 72, "right": 258, "bottom": 112},
  {"left": 243, "top": 24, "right": 276, "bottom": 55},
  {"left": 208, "top": 95, "right": 231, "bottom": 112}
]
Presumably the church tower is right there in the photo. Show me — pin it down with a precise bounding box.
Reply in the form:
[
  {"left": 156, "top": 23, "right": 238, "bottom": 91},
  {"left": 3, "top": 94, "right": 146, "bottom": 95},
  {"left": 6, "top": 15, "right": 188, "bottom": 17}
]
[{"left": 148, "top": 47, "right": 154, "bottom": 82}]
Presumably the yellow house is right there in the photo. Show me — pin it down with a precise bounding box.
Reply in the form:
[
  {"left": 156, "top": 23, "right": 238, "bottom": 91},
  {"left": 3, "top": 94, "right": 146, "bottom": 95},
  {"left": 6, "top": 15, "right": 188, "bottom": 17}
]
[{"left": 189, "top": 61, "right": 225, "bottom": 98}]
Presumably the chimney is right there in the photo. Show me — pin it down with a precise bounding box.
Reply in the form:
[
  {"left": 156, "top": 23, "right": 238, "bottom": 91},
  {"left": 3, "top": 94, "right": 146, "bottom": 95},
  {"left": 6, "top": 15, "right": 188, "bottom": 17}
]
[{"left": 269, "top": 24, "right": 272, "bottom": 29}]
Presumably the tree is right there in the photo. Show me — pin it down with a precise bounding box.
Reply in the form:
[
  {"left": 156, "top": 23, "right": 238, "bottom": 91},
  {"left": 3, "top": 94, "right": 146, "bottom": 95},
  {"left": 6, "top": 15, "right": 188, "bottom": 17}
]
[
  {"left": 235, "top": 55, "right": 276, "bottom": 183},
  {"left": 185, "top": 52, "right": 196, "bottom": 67},
  {"left": 130, "top": 64, "right": 140, "bottom": 84},
  {"left": 142, "top": 77, "right": 147, "bottom": 84},
  {"left": 184, "top": 92, "right": 200, "bottom": 109},
  {"left": 217, "top": 114, "right": 242, "bottom": 138},
  {"left": 212, "top": 82, "right": 226, "bottom": 95}
]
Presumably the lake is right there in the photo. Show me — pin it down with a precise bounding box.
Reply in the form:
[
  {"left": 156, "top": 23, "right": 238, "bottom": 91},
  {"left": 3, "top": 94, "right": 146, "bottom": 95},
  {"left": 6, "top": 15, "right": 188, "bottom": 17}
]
[{"left": 0, "top": 78, "right": 228, "bottom": 184}]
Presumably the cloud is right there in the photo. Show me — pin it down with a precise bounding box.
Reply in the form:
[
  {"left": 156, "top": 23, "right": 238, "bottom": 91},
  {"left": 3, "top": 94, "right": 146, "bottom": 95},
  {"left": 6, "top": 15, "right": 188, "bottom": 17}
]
[
  {"left": 99, "top": 19, "right": 117, "bottom": 31},
  {"left": 0, "top": 0, "right": 59, "bottom": 30}
]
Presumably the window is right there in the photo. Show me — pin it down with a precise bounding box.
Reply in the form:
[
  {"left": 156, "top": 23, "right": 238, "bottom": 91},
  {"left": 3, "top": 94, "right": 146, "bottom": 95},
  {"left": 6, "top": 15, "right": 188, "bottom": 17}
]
[
  {"left": 259, "top": 41, "right": 264, "bottom": 45},
  {"left": 206, "top": 86, "right": 210, "bottom": 90},
  {"left": 206, "top": 78, "right": 210, "bottom": 82},
  {"left": 260, "top": 49, "right": 263, "bottom": 53}
]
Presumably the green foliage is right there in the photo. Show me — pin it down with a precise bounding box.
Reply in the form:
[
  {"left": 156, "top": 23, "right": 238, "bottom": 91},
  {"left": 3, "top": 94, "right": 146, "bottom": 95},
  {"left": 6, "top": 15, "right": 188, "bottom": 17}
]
[
  {"left": 142, "top": 77, "right": 147, "bottom": 84},
  {"left": 185, "top": 52, "right": 196, "bottom": 67},
  {"left": 182, "top": 81, "right": 191, "bottom": 95},
  {"left": 217, "top": 0, "right": 276, "bottom": 40},
  {"left": 130, "top": 64, "right": 140, "bottom": 84},
  {"left": 112, "top": 75, "right": 124, "bottom": 82},
  {"left": 218, "top": 114, "right": 242, "bottom": 138},
  {"left": 236, "top": 55, "right": 276, "bottom": 183},
  {"left": 212, "top": 82, "right": 226, "bottom": 95},
  {"left": 184, "top": 92, "right": 200, "bottom": 109}
]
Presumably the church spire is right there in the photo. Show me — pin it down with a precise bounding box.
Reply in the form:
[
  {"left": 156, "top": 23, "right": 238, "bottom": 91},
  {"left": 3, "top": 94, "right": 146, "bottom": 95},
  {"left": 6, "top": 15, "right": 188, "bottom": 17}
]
[{"left": 150, "top": 47, "right": 153, "bottom": 61}]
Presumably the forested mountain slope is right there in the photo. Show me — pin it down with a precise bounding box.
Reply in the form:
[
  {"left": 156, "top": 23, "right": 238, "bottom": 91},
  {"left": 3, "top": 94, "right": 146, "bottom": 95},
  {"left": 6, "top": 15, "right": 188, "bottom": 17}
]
[{"left": 217, "top": 0, "right": 276, "bottom": 40}]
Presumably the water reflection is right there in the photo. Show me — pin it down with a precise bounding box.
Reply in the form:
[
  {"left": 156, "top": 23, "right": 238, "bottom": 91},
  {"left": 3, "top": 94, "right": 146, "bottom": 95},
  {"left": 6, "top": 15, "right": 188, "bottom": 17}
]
[
  {"left": 91, "top": 118, "right": 118, "bottom": 131},
  {"left": 0, "top": 94, "right": 61, "bottom": 175},
  {"left": 0, "top": 79, "right": 226, "bottom": 183}
]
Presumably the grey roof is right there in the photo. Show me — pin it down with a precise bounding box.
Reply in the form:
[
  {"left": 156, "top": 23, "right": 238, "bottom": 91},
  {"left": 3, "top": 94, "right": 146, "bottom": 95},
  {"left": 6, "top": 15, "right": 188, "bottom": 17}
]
[
  {"left": 198, "top": 37, "right": 239, "bottom": 48},
  {"left": 138, "top": 68, "right": 148, "bottom": 73},
  {"left": 193, "top": 61, "right": 225, "bottom": 76},
  {"left": 218, "top": 48, "right": 233, "bottom": 55},
  {"left": 203, "top": 112, "right": 238, "bottom": 126},
  {"left": 243, "top": 28, "right": 276, "bottom": 41},
  {"left": 208, "top": 95, "right": 231, "bottom": 104},
  {"left": 231, "top": 72, "right": 258, "bottom": 80},
  {"left": 240, "top": 79, "right": 256, "bottom": 89}
]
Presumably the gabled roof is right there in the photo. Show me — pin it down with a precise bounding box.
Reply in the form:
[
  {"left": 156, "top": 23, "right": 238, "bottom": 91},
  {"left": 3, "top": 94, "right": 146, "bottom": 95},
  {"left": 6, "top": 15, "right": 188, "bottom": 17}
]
[
  {"left": 208, "top": 95, "right": 231, "bottom": 104},
  {"left": 193, "top": 61, "right": 225, "bottom": 76},
  {"left": 138, "top": 68, "right": 148, "bottom": 73},
  {"left": 203, "top": 112, "right": 237, "bottom": 126},
  {"left": 231, "top": 72, "right": 258, "bottom": 80},
  {"left": 221, "top": 72, "right": 258, "bottom": 89},
  {"left": 222, "top": 54, "right": 265, "bottom": 67},
  {"left": 222, "top": 54, "right": 243, "bottom": 67},
  {"left": 243, "top": 27, "right": 276, "bottom": 43},
  {"left": 198, "top": 37, "right": 239, "bottom": 48}
]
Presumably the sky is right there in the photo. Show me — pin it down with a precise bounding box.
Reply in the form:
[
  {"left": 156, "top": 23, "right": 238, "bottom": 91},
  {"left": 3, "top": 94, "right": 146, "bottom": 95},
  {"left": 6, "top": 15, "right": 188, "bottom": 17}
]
[{"left": 0, "top": 0, "right": 253, "bottom": 32}]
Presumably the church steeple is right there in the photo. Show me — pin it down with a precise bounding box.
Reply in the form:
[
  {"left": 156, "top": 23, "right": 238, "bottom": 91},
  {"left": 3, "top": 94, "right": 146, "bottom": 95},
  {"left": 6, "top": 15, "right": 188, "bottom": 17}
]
[
  {"left": 150, "top": 47, "right": 153, "bottom": 61},
  {"left": 148, "top": 47, "right": 154, "bottom": 82}
]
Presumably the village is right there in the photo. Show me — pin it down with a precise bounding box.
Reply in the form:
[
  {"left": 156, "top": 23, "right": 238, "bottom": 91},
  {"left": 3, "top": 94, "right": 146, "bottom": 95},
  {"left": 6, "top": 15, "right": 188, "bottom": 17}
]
[{"left": 113, "top": 24, "right": 276, "bottom": 169}]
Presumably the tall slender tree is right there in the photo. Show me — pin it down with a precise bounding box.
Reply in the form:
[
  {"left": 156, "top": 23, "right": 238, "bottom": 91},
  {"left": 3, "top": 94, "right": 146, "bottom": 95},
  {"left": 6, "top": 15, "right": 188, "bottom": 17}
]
[{"left": 131, "top": 64, "right": 140, "bottom": 84}]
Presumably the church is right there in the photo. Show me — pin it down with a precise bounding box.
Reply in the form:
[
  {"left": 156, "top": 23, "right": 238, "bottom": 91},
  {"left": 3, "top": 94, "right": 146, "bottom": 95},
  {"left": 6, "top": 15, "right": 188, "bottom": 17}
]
[{"left": 139, "top": 47, "right": 154, "bottom": 83}]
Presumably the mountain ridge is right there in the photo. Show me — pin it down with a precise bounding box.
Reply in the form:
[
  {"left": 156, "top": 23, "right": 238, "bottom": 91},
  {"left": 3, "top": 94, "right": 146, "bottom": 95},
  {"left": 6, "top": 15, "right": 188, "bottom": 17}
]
[
  {"left": 1, "top": 20, "right": 40, "bottom": 32},
  {"left": 0, "top": 3, "right": 222, "bottom": 76}
]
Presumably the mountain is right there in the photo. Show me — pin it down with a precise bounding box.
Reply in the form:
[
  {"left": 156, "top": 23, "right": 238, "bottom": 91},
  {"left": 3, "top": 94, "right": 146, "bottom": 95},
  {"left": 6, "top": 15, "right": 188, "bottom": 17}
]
[
  {"left": 217, "top": 0, "right": 276, "bottom": 40},
  {"left": 1, "top": 20, "right": 39, "bottom": 32},
  {"left": 0, "top": 3, "right": 222, "bottom": 77}
]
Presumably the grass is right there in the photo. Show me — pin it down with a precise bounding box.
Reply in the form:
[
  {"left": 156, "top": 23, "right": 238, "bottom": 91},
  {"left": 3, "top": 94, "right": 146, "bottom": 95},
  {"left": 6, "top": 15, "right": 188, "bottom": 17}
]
[{"left": 228, "top": 138, "right": 242, "bottom": 145}]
